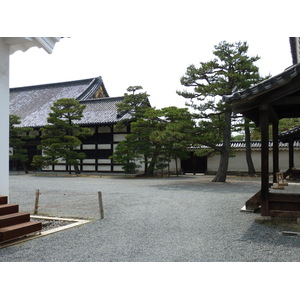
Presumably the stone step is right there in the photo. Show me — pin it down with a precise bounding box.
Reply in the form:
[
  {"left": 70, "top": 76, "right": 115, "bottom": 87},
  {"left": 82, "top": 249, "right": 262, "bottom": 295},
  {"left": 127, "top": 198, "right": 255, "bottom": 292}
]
[
  {"left": 0, "top": 221, "right": 42, "bottom": 243},
  {"left": 0, "top": 212, "right": 30, "bottom": 228},
  {"left": 0, "top": 196, "right": 8, "bottom": 205},
  {"left": 0, "top": 204, "right": 19, "bottom": 216}
]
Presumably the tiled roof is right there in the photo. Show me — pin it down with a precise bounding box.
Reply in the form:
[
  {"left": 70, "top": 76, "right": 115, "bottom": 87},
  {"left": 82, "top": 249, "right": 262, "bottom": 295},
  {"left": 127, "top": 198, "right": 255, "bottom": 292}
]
[
  {"left": 9, "top": 77, "right": 121, "bottom": 128},
  {"left": 78, "top": 97, "right": 129, "bottom": 125},
  {"left": 230, "top": 141, "right": 300, "bottom": 149},
  {"left": 223, "top": 62, "right": 300, "bottom": 124},
  {"left": 188, "top": 140, "right": 300, "bottom": 151},
  {"left": 223, "top": 63, "right": 300, "bottom": 105},
  {"left": 279, "top": 126, "right": 300, "bottom": 142}
]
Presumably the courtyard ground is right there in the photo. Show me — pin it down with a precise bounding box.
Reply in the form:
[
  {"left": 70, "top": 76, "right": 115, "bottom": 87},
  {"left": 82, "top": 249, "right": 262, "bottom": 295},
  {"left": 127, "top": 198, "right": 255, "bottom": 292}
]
[
  {"left": 1, "top": 173, "right": 300, "bottom": 262},
  {"left": 0, "top": 175, "right": 300, "bottom": 300}
]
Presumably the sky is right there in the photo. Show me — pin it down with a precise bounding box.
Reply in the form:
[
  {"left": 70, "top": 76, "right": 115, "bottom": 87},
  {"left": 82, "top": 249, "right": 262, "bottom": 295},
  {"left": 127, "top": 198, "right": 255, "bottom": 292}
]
[
  {"left": 6, "top": 1, "right": 298, "bottom": 110},
  {"left": 9, "top": 36, "right": 293, "bottom": 109}
]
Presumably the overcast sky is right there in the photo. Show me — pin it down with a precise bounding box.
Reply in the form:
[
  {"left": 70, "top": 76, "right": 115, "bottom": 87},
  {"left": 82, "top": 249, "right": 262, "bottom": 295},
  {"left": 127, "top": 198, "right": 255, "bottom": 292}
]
[
  {"left": 9, "top": 36, "right": 293, "bottom": 109},
  {"left": 6, "top": 1, "right": 297, "bottom": 109}
]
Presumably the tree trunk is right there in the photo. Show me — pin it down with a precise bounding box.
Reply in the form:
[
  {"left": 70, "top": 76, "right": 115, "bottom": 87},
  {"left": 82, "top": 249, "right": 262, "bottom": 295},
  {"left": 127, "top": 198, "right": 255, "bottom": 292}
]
[
  {"left": 144, "top": 155, "right": 148, "bottom": 175},
  {"left": 147, "top": 155, "right": 158, "bottom": 176},
  {"left": 244, "top": 118, "right": 256, "bottom": 176},
  {"left": 212, "top": 148, "right": 230, "bottom": 182},
  {"left": 212, "top": 105, "right": 232, "bottom": 182},
  {"left": 21, "top": 161, "right": 29, "bottom": 174},
  {"left": 74, "top": 164, "right": 80, "bottom": 174}
]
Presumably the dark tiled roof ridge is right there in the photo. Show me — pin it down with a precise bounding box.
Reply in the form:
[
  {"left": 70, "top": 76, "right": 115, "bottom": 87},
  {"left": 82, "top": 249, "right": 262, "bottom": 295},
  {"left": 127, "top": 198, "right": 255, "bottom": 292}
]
[
  {"left": 189, "top": 140, "right": 300, "bottom": 150},
  {"left": 76, "top": 77, "right": 109, "bottom": 101},
  {"left": 280, "top": 125, "right": 300, "bottom": 136},
  {"left": 10, "top": 76, "right": 102, "bottom": 92},
  {"left": 279, "top": 126, "right": 300, "bottom": 142},
  {"left": 79, "top": 96, "right": 124, "bottom": 103},
  {"left": 290, "top": 37, "right": 300, "bottom": 65},
  {"left": 224, "top": 62, "right": 300, "bottom": 102}
]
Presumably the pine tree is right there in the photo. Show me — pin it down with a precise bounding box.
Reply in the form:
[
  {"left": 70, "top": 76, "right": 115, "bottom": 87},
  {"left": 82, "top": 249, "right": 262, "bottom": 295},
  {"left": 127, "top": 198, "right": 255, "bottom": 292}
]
[
  {"left": 115, "top": 85, "right": 150, "bottom": 126},
  {"left": 178, "top": 41, "right": 265, "bottom": 181},
  {"left": 111, "top": 105, "right": 194, "bottom": 176},
  {"left": 9, "top": 114, "right": 33, "bottom": 173},
  {"left": 32, "top": 98, "right": 93, "bottom": 174}
]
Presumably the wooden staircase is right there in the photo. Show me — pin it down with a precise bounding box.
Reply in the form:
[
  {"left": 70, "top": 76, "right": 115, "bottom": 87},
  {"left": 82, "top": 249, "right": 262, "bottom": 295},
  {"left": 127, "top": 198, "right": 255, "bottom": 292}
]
[{"left": 0, "top": 196, "right": 42, "bottom": 243}]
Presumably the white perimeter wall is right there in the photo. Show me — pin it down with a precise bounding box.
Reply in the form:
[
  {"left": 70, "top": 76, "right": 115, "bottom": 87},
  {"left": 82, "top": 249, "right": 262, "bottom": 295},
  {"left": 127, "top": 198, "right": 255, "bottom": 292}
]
[
  {"left": 207, "top": 149, "right": 300, "bottom": 173},
  {"left": 135, "top": 158, "right": 180, "bottom": 174}
]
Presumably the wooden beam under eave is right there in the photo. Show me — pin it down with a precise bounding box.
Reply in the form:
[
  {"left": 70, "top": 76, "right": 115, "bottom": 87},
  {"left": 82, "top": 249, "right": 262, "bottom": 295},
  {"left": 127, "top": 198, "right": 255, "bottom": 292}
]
[
  {"left": 243, "top": 110, "right": 260, "bottom": 126},
  {"left": 268, "top": 106, "right": 279, "bottom": 124}
]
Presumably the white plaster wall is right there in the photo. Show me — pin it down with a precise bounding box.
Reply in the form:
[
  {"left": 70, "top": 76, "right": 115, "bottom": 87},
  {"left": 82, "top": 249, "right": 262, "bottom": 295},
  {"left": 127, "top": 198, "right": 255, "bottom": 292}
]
[
  {"left": 98, "top": 159, "right": 111, "bottom": 164},
  {"left": 114, "top": 125, "right": 127, "bottom": 133},
  {"left": 82, "top": 165, "right": 96, "bottom": 171},
  {"left": 113, "top": 134, "right": 126, "bottom": 142},
  {"left": 207, "top": 149, "right": 300, "bottom": 173},
  {"left": 82, "top": 159, "right": 95, "bottom": 164},
  {"left": 98, "top": 144, "right": 111, "bottom": 149},
  {"left": 98, "top": 165, "right": 111, "bottom": 171},
  {"left": 113, "top": 165, "right": 124, "bottom": 172},
  {"left": 0, "top": 39, "right": 10, "bottom": 196},
  {"left": 98, "top": 126, "right": 111, "bottom": 133},
  {"left": 54, "top": 165, "right": 66, "bottom": 171},
  {"left": 82, "top": 144, "right": 96, "bottom": 150},
  {"left": 168, "top": 158, "right": 180, "bottom": 172},
  {"left": 134, "top": 158, "right": 180, "bottom": 174}
]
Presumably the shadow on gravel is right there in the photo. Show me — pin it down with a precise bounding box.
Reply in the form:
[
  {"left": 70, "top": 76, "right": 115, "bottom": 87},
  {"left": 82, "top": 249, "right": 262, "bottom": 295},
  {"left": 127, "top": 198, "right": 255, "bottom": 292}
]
[
  {"left": 150, "top": 179, "right": 260, "bottom": 195},
  {"left": 239, "top": 221, "right": 300, "bottom": 249}
]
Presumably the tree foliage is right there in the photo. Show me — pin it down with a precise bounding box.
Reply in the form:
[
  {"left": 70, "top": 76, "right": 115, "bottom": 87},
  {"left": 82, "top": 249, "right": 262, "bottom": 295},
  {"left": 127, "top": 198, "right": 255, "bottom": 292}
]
[
  {"left": 250, "top": 118, "right": 300, "bottom": 140},
  {"left": 32, "top": 98, "right": 93, "bottom": 174},
  {"left": 177, "top": 41, "right": 265, "bottom": 181},
  {"left": 9, "top": 114, "right": 33, "bottom": 173},
  {"left": 115, "top": 85, "right": 150, "bottom": 127},
  {"left": 111, "top": 87, "right": 195, "bottom": 176}
]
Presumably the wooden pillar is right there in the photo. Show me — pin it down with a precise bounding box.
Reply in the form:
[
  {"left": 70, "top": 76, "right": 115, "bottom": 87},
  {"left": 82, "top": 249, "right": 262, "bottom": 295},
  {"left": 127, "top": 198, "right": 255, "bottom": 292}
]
[
  {"left": 260, "top": 105, "right": 269, "bottom": 216},
  {"left": 95, "top": 125, "right": 98, "bottom": 172},
  {"left": 288, "top": 139, "right": 294, "bottom": 170},
  {"left": 111, "top": 125, "right": 114, "bottom": 172},
  {"left": 272, "top": 119, "right": 279, "bottom": 183}
]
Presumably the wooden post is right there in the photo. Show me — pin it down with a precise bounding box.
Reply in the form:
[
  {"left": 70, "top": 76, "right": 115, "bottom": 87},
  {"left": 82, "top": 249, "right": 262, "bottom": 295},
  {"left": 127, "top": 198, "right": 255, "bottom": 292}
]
[
  {"left": 272, "top": 119, "right": 279, "bottom": 183},
  {"left": 288, "top": 139, "right": 294, "bottom": 170},
  {"left": 34, "top": 189, "right": 40, "bottom": 215},
  {"left": 260, "top": 105, "right": 269, "bottom": 216},
  {"left": 98, "top": 191, "right": 104, "bottom": 219}
]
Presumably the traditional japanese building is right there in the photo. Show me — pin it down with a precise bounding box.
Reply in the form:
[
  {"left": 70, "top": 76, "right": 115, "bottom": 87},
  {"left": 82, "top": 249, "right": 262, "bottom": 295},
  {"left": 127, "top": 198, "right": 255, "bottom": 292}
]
[
  {"left": 9, "top": 76, "right": 132, "bottom": 173},
  {"left": 225, "top": 62, "right": 300, "bottom": 217}
]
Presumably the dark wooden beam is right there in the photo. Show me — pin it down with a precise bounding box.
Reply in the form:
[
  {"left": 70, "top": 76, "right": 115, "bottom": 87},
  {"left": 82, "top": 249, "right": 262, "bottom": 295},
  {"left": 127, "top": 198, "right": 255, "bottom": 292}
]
[
  {"left": 268, "top": 106, "right": 279, "bottom": 124},
  {"left": 272, "top": 119, "right": 279, "bottom": 183},
  {"left": 260, "top": 105, "right": 269, "bottom": 216},
  {"left": 289, "top": 139, "right": 294, "bottom": 170},
  {"left": 273, "top": 95, "right": 300, "bottom": 106}
]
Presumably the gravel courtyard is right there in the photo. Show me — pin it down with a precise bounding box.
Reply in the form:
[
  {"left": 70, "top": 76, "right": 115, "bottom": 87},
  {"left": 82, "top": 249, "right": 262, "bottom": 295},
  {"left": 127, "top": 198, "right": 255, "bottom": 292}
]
[{"left": 1, "top": 173, "right": 300, "bottom": 262}]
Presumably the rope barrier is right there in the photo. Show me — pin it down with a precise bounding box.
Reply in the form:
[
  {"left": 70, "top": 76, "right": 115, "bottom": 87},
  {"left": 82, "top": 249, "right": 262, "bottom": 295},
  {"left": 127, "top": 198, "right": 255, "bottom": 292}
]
[{"left": 32, "top": 190, "right": 104, "bottom": 219}]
